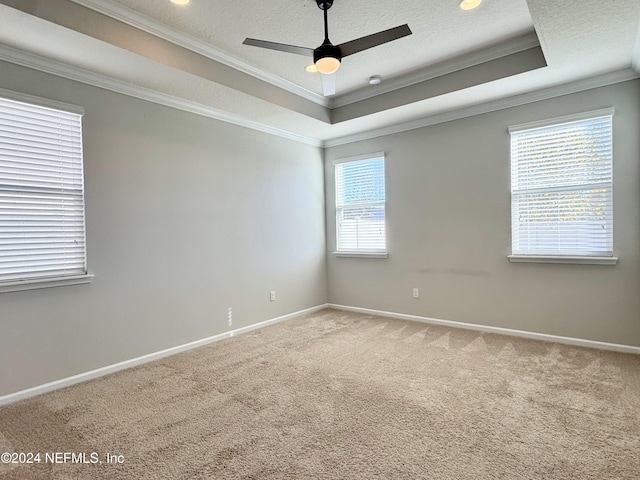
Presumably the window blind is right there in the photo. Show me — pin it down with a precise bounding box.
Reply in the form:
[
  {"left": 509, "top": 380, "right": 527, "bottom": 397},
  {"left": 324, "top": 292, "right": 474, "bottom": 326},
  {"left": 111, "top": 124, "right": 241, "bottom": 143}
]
[
  {"left": 510, "top": 113, "right": 613, "bottom": 256},
  {"left": 335, "top": 155, "right": 385, "bottom": 252},
  {"left": 0, "top": 96, "right": 87, "bottom": 283}
]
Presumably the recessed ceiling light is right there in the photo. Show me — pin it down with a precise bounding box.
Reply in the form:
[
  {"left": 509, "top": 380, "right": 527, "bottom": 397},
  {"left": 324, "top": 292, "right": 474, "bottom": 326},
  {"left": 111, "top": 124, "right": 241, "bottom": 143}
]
[
  {"left": 171, "top": 0, "right": 190, "bottom": 5},
  {"left": 459, "top": 0, "right": 481, "bottom": 10},
  {"left": 369, "top": 75, "right": 382, "bottom": 85},
  {"left": 305, "top": 64, "right": 318, "bottom": 73}
]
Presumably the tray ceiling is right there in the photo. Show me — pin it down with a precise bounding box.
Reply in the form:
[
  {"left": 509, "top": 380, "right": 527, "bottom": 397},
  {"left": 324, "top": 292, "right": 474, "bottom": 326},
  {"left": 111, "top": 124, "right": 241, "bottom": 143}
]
[{"left": 0, "top": 0, "right": 638, "bottom": 146}]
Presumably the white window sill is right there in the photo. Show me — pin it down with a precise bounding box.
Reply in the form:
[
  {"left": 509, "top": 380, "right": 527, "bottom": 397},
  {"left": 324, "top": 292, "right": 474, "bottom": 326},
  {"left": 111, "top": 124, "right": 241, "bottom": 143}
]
[
  {"left": 507, "top": 255, "right": 618, "bottom": 265},
  {"left": 333, "top": 251, "right": 388, "bottom": 259},
  {"left": 0, "top": 274, "right": 95, "bottom": 294}
]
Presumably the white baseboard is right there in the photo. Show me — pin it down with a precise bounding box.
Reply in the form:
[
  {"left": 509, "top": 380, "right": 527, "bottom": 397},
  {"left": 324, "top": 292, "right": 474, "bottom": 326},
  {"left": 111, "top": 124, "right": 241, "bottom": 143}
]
[
  {"left": 3, "top": 302, "right": 636, "bottom": 407},
  {"left": 328, "top": 304, "right": 640, "bottom": 355},
  {"left": 0, "top": 304, "right": 329, "bottom": 407}
]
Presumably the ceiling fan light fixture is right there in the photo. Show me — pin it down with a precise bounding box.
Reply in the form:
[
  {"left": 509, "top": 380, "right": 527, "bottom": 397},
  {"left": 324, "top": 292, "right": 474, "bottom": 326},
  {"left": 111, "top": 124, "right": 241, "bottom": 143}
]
[
  {"left": 314, "top": 42, "right": 342, "bottom": 74},
  {"left": 459, "top": 0, "right": 481, "bottom": 10},
  {"left": 315, "top": 56, "right": 340, "bottom": 74}
]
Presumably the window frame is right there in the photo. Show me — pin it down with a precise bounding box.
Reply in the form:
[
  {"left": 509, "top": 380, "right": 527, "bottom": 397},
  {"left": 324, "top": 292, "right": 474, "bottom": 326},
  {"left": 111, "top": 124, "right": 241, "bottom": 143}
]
[
  {"left": 0, "top": 89, "right": 93, "bottom": 293},
  {"left": 507, "top": 108, "right": 617, "bottom": 265},
  {"left": 333, "top": 152, "right": 387, "bottom": 258}
]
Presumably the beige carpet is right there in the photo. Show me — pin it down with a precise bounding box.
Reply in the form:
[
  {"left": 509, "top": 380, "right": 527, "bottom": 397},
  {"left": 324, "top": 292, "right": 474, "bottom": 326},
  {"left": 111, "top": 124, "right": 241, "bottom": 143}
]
[{"left": 1, "top": 308, "right": 639, "bottom": 479}]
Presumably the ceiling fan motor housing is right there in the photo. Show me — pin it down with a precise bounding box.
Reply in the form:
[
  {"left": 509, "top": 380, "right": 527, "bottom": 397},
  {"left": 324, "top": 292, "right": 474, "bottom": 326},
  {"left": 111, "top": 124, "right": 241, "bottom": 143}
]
[
  {"left": 314, "top": 40, "right": 342, "bottom": 63},
  {"left": 313, "top": 40, "right": 341, "bottom": 74}
]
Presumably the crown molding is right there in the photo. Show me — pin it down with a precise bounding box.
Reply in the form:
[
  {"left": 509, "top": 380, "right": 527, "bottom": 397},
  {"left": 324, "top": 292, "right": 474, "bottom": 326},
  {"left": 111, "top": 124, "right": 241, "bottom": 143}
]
[
  {"left": 328, "top": 32, "right": 541, "bottom": 109},
  {"left": 66, "top": 0, "right": 543, "bottom": 113},
  {"left": 68, "top": 0, "right": 329, "bottom": 108},
  {"left": 1, "top": 43, "right": 635, "bottom": 151},
  {"left": 15, "top": 0, "right": 639, "bottom": 147},
  {"left": 0, "top": 45, "right": 322, "bottom": 147},
  {"left": 323, "top": 69, "right": 639, "bottom": 147}
]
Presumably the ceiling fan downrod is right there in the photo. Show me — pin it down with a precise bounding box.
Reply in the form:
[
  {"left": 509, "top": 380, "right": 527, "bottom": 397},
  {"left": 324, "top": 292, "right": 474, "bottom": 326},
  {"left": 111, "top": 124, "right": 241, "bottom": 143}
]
[
  {"left": 317, "top": 0, "right": 333, "bottom": 42},
  {"left": 313, "top": 0, "right": 341, "bottom": 73}
]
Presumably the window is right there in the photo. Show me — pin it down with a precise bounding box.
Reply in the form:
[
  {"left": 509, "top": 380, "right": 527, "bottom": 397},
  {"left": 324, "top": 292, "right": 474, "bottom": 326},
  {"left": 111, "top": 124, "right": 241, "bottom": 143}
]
[
  {"left": 334, "top": 153, "right": 386, "bottom": 256},
  {"left": 509, "top": 108, "right": 616, "bottom": 264},
  {"left": 0, "top": 93, "right": 90, "bottom": 291}
]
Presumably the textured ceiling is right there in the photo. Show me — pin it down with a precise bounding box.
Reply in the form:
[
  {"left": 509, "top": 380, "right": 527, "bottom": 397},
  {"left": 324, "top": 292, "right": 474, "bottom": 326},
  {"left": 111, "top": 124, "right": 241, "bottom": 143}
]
[
  {"left": 0, "top": 0, "right": 638, "bottom": 145},
  {"left": 110, "top": 0, "right": 535, "bottom": 97}
]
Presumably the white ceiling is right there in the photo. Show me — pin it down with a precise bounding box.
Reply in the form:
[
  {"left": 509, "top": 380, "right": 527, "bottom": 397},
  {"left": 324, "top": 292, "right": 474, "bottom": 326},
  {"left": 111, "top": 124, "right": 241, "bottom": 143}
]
[
  {"left": 0, "top": 0, "right": 639, "bottom": 146},
  {"left": 112, "top": 0, "right": 536, "bottom": 96}
]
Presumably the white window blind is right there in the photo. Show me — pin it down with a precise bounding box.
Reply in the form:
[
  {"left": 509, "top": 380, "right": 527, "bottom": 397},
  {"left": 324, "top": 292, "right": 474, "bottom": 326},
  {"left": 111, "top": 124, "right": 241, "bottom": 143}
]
[
  {"left": 509, "top": 111, "right": 613, "bottom": 257},
  {"left": 0, "top": 96, "right": 87, "bottom": 283},
  {"left": 335, "top": 154, "right": 386, "bottom": 252}
]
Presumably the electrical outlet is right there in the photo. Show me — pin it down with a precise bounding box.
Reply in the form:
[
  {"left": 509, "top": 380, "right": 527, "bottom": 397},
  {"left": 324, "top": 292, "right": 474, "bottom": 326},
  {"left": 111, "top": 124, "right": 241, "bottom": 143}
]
[
  {"left": 270, "top": 290, "right": 276, "bottom": 302},
  {"left": 228, "top": 307, "right": 233, "bottom": 327},
  {"left": 412, "top": 288, "right": 420, "bottom": 299}
]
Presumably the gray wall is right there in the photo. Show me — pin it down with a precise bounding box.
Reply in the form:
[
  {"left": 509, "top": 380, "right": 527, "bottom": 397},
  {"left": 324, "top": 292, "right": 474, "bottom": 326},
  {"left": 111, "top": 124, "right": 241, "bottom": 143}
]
[
  {"left": 1, "top": 60, "right": 638, "bottom": 398},
  {"left": 325, "top": 80, "right": 640, "bottom": 347},
  {"left": 0, "top": 61, "right": 327, "bottom": 396}
]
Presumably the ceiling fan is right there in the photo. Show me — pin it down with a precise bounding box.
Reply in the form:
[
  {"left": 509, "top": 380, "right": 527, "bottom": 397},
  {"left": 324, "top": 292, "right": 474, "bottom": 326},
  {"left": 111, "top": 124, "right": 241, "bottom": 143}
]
[{"left": 242, "top": 0, "right": 412, "bottom": 96}]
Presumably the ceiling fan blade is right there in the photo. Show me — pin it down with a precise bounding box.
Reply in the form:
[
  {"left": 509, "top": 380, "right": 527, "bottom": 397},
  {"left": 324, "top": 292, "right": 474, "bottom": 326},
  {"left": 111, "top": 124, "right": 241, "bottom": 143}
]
[
  {"left": 242, "top": 38, "right": 314, "bottom": 57},
  {"left": 337, "top": 24, "right": 412, "bottom": 58},
  {"left": 321, "top": 72, "right": 336, "bottom": 96}
]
